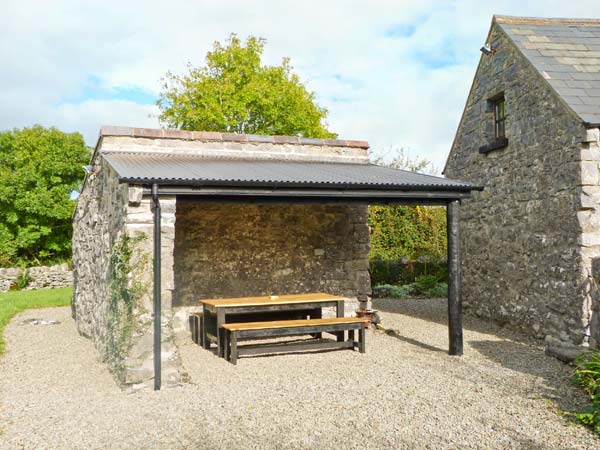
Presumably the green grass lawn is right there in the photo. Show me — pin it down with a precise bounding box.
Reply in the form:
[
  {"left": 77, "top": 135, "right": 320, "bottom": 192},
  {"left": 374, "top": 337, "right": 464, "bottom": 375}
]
[{"left": 0, "top": 287, "right": 72, "bottom": 354}]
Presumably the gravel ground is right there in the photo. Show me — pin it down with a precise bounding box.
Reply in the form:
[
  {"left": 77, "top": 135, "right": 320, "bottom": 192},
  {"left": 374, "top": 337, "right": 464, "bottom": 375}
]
[{"left": 0, "top": 298, "right": 598, "bottom": 449}]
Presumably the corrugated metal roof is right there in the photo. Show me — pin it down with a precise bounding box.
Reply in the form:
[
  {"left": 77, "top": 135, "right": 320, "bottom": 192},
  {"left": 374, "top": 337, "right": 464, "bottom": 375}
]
[
  {"left": 102, "top": 152, "right": 476, "bottom": 192},
  {"left": 496, "top": 16, "right": 600, "bottom": 125}
]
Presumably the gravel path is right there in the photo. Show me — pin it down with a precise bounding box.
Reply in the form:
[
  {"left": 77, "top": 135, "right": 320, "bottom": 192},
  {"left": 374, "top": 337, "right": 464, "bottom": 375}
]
[{"left": 0, "top": 298, "right": 598, "bottom": 449}]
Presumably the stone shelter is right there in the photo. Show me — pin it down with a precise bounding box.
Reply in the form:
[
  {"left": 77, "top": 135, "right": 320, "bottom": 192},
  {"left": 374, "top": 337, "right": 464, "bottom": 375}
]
[
  {"left": 73, "top": 126, "right": 477, "bottom": 389},
  {"left": 445, "top": 16, "right": 600, "bottom": 351}
]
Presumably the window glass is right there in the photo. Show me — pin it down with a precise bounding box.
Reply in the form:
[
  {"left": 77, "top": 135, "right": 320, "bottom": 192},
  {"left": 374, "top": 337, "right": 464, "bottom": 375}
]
[{"left": 494, "top": 98, "right": 506, "bottom": 139}]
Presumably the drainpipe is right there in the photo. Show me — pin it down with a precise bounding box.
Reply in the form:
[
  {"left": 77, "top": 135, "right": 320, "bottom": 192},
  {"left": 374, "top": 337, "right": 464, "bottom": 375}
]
[{"left": 152, "top": 183, "right": 161, "bottom": 390}]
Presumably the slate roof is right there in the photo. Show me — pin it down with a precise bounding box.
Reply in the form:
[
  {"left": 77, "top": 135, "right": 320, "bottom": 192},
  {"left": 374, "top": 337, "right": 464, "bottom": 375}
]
[
  {"left": 495, "top": 15, "right": 600, "bottom": 126},
  {"left": 102, "top": 152, "right": 477, "bottom": 192}
]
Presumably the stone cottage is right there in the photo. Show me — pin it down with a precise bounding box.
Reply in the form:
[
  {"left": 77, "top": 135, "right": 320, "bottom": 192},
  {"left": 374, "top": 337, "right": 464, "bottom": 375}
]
[
  {"left": 73, "top": 126, "right": 476, "bottom": 389},
  {"left": 445, "top": 15, "right": 600, "bottom": 351}
]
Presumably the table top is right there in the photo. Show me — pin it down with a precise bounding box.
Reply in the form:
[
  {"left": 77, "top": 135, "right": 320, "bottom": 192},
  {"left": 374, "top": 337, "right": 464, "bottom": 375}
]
[{"left": 200, "top": 293, "right": 346, "bottom": 308}]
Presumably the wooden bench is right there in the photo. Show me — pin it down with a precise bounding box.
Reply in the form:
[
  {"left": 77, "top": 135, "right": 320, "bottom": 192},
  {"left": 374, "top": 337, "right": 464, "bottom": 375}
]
[
  {"left": 189, "top": 312, "right": 204, "bottom": 346},
  {"left": 220, "top": 317, "right": 366, "bottom": 365}
]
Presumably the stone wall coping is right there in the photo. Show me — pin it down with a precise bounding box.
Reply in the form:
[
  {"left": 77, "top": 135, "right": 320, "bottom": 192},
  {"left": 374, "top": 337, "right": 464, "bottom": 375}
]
[
  {"left": 494, "top": 15, "right": 600, "bottom": 26},
  {"left": 99, "top": 126, "right": 369, "bottom": 150}
]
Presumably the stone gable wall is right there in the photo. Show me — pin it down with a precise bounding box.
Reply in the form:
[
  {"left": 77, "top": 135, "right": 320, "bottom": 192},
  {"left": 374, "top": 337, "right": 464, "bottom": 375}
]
[
  {"left": 72, "top": 158, "right": 184, "bottom": 389},
  {"left": 173, "top": 203, "right": 370, "bottom": 315},
  {"left": 445, "top": 22, "right": 590, "bottom": 345},
  {"left": 580, "top": 128, "right": 600, "bottom": 348},
  {"left": 72, "top": 157, "right": 127, "bottom": 342}
]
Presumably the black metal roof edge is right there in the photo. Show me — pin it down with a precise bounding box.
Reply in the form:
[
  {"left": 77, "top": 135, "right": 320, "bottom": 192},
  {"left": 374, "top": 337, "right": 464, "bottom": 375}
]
[
  {"left": 102, "top": 152, "right": 481, "bottom": 190},
  {"left": 118, "top": 176, "right": 483, "bottom": 192}
]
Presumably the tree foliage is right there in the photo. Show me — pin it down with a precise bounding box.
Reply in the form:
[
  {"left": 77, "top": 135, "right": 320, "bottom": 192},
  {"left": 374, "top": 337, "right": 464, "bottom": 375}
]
[
  {"left": 369, "top": 205, "right": 447, "bottom": 260},
  {"left": 157, "top": 34, "right": 335, "bottom": 138},
  {"left": 368, "top": 148, "right": 447, "bottom": 261},
  {"left": 0, "top": 126, "right": 90, "bottom": 267}
]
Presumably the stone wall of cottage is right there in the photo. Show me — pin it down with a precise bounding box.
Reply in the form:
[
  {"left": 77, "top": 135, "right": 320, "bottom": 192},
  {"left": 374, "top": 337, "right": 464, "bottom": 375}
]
[
  {"left": 99, "top": 135, "right": 369, "bottom": 164},
  {"left": 445, "top": 22, "right": 591, "bottom": 346},
  {"left": 72, "top": 156, "right": 184, "bottom": 389},
  {"left": 581, "top": 128, "right": 600, "bottom": 348},
  {"left": 173, "top": 202, "right": 371, "bottom": 316},
  {"left": 72, "top": 157, "right": 127, "bottom": 343},
  {"left": 0, "top": 264, "right": 72, "bottom": 292}
]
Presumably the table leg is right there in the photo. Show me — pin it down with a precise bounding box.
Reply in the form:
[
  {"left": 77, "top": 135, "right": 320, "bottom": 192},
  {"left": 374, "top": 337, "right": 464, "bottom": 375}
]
[
  {"left": 231, "top": 331, "right": 238, "bottom": 365},
  {"left": 336, "top": 300, "right": 344, "bottom": 342},
  {"left": 223, "top": 329, "right": 230, "bottom": 361},
  {"left": 202, "top": 305, "right": 210, "bottom": 349},
  {"left": 359, "top": 323, "right": 366, "bottom": 353},
  {"left": 217, "top": 309, "right": 225, "bottom": 358},
  {"left": 312, "top": 308, "right": 323, "bottom": 339}
]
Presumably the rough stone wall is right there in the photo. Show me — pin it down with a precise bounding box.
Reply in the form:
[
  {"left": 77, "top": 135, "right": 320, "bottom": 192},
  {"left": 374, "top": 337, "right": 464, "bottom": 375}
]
[
  {"left": 0, "top": 264, "right": 72, "bottom": 292},
  {"left": 72, "top": 157, "right": 127, "bottom": 342},
  {"left": 100, "top": 136, "right": 369, "bottom": 164},
  {"left": 445, "top": 22, "right": 590, "bottom": 345},
  {"left": 580, "top": 128, "right": 600, "bottom": 348},
  {"left": 72, "top": 157, "right": 184, "bottom": 389},
  {"left": 122, "top": 192, "right": 184, "bottom": 386},
  {"left": 173, "top": 203, "right": 371, "bottom": 316}
]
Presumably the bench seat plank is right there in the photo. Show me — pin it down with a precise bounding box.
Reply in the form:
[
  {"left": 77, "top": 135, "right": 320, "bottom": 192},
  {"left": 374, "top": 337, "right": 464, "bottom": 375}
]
[
  {"left": 222, "top": 317, "right": 366, "bottom": 364},
  {"left": 222, "top": 317, "right": 365, "bottom": 331}
]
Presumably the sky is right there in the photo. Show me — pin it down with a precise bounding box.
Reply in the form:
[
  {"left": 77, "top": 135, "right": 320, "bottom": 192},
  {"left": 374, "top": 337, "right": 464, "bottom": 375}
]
[{"left": 1, "top": 0, "right": 599, "bottom": 171}]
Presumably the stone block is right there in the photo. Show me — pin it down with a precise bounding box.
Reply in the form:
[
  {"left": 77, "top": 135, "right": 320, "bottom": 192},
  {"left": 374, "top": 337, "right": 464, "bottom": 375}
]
[
  {"left": 580, "top": 161, "right": 600, "bottom": 185},
  {"left": 128, "top": 185, "right": 144, "bottom": 206},
  {"left": 584, "top": 128, "right": 600, "bottom": 143}
]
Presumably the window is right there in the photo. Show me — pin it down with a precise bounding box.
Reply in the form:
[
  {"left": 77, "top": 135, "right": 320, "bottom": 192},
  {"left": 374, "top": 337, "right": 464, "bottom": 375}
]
[
  {"left": 493, "top": 97, "right": 506, "bottom": 139},
  {"left": 479, "top": 93, "right": 508, "bottom": 154}
]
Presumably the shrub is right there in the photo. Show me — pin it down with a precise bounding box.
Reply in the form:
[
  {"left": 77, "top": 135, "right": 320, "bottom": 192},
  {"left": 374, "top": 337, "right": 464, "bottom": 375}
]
[
  {"left": 571, "top": 352, "right": 600, "bottom": 434},
  {"left": 426, "top": 282, "right": 448, "bottom": 298},
  {"left": 8, "top": 272, "right": 32, "bottom": 291},
  {"left": 412, "top": 274, "right": 439, "bottom": 295},
  {"left": 372, "top": 284, "right": 411, "bottom": 299},
  {"left": 369, "top": 258, "right": 447, "bottom": 286},
  {"left": 16, "top": 273, "right": 32, "bottom": 290}
]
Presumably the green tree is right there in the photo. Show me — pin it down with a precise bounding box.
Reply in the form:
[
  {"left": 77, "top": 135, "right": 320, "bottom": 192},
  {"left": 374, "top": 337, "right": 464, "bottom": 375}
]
[
  {"left": 157, "top": 34, "right": 335, "bottom": 138},
  {"left": 369, "top": 147, "right": 447, "bottom": 261},
  {"left": 0, "top": 126, "right": 90, "bottom": 267}
]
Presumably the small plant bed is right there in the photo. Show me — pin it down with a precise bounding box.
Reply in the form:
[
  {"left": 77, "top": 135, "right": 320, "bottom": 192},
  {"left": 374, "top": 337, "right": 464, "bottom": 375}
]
[
  {"left": 372, "top": 274, "right": 448, "bottom": 299},
  {"left": 571, "top": 352, "right": 600, "bottom": 435},
  {"left": 0, "top": 287, "right": 72, "bottom": 354}
]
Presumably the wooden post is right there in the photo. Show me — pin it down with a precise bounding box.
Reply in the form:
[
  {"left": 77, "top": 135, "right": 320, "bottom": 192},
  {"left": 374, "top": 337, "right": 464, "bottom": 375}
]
[{"left": 447, "top": 199, "right": 463, "bottom": 356}]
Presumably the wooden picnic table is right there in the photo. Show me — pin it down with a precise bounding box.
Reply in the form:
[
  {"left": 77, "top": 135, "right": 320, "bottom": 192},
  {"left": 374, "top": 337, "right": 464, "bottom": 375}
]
[{"left": 200, "top": 293, "right": 347, "bottom": 357}]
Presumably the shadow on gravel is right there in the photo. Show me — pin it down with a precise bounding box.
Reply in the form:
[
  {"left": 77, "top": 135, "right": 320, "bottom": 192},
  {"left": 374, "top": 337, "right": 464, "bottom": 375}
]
[
  {"left": 382, "top": 329, "right": 446, "bottom": 353},
  {"left": 373, "top": 297, "right": 539, "bottom": 345},
  {"left": 469, "top": 339, "right": 588, "bottom": 413},
  {"left": 372, "top": 298, "right": 589, "bottom": 415}
]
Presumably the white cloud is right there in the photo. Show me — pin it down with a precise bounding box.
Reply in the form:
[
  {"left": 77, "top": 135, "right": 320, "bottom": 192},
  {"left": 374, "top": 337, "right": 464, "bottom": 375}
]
[{"left": 1, "top": 0, "right": 599, "bottom": 167}]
